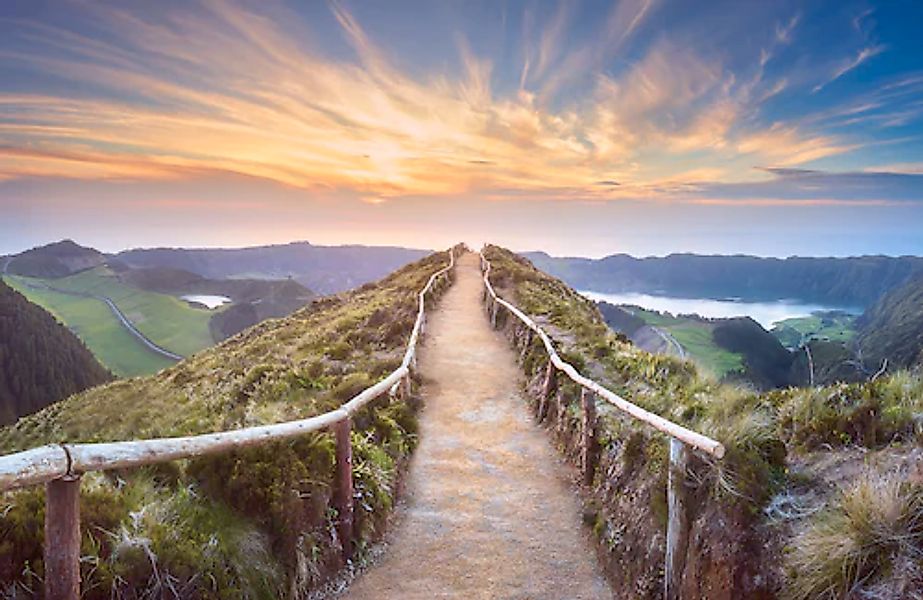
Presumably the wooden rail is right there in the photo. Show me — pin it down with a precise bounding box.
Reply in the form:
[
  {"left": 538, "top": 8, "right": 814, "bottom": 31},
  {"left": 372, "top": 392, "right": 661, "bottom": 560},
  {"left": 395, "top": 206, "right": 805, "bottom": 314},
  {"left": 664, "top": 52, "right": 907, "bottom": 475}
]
[
  {"left": 0, "top": 247, "right": 459, "bottom": 600},
  {"left": 479, "top": 250, "right": 724, "bottom": 600}
]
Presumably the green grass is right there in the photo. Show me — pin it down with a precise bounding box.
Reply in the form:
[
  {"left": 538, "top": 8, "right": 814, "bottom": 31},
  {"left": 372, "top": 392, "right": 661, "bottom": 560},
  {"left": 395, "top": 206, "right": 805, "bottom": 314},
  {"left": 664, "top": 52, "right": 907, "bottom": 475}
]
[
  {"left": 772, "top": 311, "right": 857, "bottom": 348},
  {"left": 2, "top": 266, "right": 216, "bottom": 375},
  {"left": 2, "top": 275, "right": 176, "bottom": 377},
  {"left": 633, "top": 309, "right": 745, "bottom": 378},
  {"left": 0, "top": 249, "right": 455, "bottom": 598}
]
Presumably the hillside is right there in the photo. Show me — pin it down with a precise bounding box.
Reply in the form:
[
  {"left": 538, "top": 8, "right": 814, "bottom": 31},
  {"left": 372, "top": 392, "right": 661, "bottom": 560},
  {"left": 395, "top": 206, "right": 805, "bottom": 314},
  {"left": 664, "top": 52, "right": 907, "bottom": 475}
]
[
  {"left": 0, "top": 280, "right": 112, "bottom": 425},
  {"left": 116, "top": 264, "right": 314, "bottom": 340},
  {"left": 599, "top": 301, "right": 797, "bottom": 389},
  {"left": 117, "top": 241, "right": 429, "bottom": 294},
  {"left": 0, "top": 249, "right": 453, "bottom": 598},
  {"left": 525, "top": 251, "right": 923, "bottom": 306},
  {"left": 4, "top": 239, "right": 105, "bottom": 278},
  {"left": 855, "top": 275, "right": 923, "bottom": 371},
  {"left": 485, "top": 246, "right": 923, "bottom": 598}
]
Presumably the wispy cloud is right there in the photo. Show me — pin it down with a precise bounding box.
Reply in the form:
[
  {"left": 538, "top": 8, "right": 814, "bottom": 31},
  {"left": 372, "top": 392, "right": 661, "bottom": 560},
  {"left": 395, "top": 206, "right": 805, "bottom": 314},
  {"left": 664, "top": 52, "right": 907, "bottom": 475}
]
[
  {"left": 813, "top": 45, "right": 886, "bottom": 93},
  {"left": 0, "top": 1, "right": 892, "bottom": 204}
]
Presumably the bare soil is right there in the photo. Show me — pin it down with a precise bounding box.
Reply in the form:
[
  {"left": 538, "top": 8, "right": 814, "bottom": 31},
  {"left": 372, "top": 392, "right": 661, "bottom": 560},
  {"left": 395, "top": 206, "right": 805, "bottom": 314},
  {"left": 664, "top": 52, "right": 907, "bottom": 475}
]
[{"left": 342, "top": 253, "right": 612, "bottom": 599}]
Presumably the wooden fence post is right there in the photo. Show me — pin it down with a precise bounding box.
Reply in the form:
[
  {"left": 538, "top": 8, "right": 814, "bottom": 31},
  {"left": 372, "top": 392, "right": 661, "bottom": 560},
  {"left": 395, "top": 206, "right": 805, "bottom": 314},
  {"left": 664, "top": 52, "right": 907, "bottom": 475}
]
[
  {"left": 519, "top": 329, "right": 533, "bottom": 364},
  {"left": 539, "top": 360, "right": 557, "bottom": 421},
  {"left": 333, "top": 419, "right": 354, "bottom": 561},
  {"left": 665, "top": 437, "right": 690, "bottom": 600},
  {"left": 580, "top": 389, "right": 599, "bottom": 486},
  {"left": 403, "top": 372, "right": 412, "bottom": 399},
  {"left": 45, "top": 476, "right": 81, "bottom": 600}
]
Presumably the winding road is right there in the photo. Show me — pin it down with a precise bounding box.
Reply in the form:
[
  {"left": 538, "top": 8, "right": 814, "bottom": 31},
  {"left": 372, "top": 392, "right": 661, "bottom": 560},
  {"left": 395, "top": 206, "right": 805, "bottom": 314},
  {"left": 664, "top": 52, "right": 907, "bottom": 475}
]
[
  {"left": 342, "top": 253, "right": 611, "bottom": 599},
  {"left": 5, "top": 276, "right": 183, "bottom": 362}
]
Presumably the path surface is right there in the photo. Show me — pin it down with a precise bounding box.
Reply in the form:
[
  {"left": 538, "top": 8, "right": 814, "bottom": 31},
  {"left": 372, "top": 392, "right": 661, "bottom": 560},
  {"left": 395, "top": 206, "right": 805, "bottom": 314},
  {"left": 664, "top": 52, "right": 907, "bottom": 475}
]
[{"left": 343, "top": 253, "right": 612, "bottom": 599}]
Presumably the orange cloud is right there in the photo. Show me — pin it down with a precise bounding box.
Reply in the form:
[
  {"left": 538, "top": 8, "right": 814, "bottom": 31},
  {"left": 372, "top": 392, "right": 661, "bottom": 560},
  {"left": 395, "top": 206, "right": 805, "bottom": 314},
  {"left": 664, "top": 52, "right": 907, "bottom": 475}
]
[{"left": 0, "top": 2, "right": 857, "bottom": 201}]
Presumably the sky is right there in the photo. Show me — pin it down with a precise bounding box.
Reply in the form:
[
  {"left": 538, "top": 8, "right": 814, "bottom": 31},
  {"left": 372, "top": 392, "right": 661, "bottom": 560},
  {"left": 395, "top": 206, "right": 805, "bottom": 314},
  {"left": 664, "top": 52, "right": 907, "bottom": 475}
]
[{"left": 1, "top": 0, "right": 922, "bottom": 258}]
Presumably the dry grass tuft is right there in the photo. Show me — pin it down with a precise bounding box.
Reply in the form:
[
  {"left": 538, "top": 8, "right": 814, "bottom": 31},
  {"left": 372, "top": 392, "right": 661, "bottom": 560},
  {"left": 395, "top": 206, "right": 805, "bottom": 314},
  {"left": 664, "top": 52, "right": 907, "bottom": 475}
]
[{"left": 784, "top": 471, "right": 923, "bottom": 599}]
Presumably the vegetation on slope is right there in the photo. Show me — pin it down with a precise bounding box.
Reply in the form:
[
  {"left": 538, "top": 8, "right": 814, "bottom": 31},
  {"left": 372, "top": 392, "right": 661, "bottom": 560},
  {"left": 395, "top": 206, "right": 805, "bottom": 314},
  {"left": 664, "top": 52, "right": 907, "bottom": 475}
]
[
  {"left": 484, "top": 246, "right": 923, "bottom": 597},
  {"left": 0, "top": 249, "right": 453, "bottom": 598},
  {"left": 771, "top": 310, "right": 856, "bottom": 349},
  {"left": 4, "top": 240, "right": 105, "bottom": 279},
  {"left": 1, "top": 276, "right": 177, "bottom": 377},
  {"left": 0, "top": 280, "right": 112, "bottom": 425},
  {"left": 856, "top": 275, "right": 923, "bottom": 371}
]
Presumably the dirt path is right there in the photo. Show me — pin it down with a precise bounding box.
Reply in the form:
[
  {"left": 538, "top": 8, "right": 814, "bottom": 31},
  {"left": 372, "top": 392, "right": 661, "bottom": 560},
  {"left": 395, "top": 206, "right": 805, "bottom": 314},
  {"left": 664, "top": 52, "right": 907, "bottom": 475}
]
[{"left": 343, "top": 252, "right": 612, "bottom": 599}]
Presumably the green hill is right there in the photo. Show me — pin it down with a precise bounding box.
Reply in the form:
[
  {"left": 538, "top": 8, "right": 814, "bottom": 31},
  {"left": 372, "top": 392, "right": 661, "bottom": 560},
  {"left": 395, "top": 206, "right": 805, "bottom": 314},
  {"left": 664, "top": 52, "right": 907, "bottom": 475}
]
[
  {"left": 855, "top": 275, "right": 923, "bottom": 370},
  {"left": 0, "top": 280, "right": 112, "bottom": 425},
  {"left": 4, "top": 240, "right": 105, "bottom": 278},
  {"left": 0, "top": 250, "right": 452, "bottom": 598}
]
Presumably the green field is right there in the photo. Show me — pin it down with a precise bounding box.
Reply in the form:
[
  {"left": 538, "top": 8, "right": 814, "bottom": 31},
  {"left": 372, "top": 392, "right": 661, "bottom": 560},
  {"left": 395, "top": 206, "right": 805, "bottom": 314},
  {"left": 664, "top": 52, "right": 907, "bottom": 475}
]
[
  {"left": 771, "top": 311, "right": 857, "bottom": 348},
  {"left": 3, "top": 267, "right": 217, "bottom": 377},
  {"left": 633, "top": 309, "right": 745, "bottom": 378}
]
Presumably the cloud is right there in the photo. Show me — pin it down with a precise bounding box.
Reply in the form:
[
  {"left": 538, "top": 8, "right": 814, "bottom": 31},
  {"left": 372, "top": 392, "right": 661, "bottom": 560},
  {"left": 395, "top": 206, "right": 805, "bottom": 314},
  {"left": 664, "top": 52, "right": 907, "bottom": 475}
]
[
  {"left": 0, "top": 1, "right": 874, "bottom": 202},
  {"left": 813, "top": 45, "right": 886, "bottom": 93}
]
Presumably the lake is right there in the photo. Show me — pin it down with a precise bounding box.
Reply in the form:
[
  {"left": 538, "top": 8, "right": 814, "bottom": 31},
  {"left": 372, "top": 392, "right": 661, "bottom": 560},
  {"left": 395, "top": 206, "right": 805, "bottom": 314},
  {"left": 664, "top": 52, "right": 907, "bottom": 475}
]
[
  {"left": 579, "top": 290, "right": 859, "bottom": 328},
  {"left": 181, "top": 294, "right": 232, "bottom": 309}
]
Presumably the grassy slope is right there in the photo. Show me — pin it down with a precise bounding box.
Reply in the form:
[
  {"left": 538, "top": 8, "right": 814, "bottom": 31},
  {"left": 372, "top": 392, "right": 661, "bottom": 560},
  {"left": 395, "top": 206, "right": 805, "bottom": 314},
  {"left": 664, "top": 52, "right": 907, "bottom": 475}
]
[
  {"left": 484, "top": 246, "right": 923, "bottom": 597},
  {"left": 2, "top": 275, "right": 176, "bottom": 377},
  {"left": 632, "top": 308, "right": 744, "bottom": 378},
  {"left": 3, "top": 266, "right": 216, "bottom": 375},
  {"left": 772, "top": 311, "right": 856, "bottom": 348},
  {"left": 0, "top": 250, "right": 452, "bottom": 598},
  {"left": 33, "top": 266, "right": 214, "bottom": 356}
]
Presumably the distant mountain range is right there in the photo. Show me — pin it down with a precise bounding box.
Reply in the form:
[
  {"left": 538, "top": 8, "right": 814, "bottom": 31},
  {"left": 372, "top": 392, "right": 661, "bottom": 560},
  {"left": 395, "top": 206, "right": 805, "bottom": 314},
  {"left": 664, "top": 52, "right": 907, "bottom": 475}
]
[
  {"left": 524, "top": 251, "right": 923, "bottom": 307},
  {"left": 1, "top": 239, "right": 430, "bottom": 378},
  {"left": 0, "top": 279, "right": 112, "bottom": 424},
  {"left": 116, "top": 241, "right": 430, "bottom": 294}
]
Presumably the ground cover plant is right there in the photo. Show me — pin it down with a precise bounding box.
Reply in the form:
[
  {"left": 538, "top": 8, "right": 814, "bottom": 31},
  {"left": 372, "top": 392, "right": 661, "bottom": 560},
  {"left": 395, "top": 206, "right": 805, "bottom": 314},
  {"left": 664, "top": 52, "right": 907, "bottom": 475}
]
[{"left": 0, "top": 249, "right": 454, "bottom": 599}]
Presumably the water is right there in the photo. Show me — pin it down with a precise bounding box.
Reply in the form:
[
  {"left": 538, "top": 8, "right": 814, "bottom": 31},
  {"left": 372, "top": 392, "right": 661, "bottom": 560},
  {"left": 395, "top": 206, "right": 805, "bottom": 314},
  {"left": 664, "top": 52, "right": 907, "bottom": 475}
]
[
  {"left": 180, "top": 294, "right": 231, "bottom": 309},
  {"left": 579, "top": 290, "right": 859, "bottom": 328}
]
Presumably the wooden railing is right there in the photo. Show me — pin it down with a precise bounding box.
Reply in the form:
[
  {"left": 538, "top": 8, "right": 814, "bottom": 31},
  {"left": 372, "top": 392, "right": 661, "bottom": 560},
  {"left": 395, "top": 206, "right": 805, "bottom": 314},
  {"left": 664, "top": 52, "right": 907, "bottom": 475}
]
[
  {"left": 0, "top": 247, "right": 458, "bottom": 600},
  {"left": 480, "top": 250, "right": 725, "bottom": 600}
]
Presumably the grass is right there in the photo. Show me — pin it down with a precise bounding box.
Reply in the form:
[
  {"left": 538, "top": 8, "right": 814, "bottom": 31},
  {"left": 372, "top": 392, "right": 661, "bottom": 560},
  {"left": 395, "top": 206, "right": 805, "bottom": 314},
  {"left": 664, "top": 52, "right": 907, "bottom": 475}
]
[
  {"left": 784, "top": 472, "right": 923, "bottom": 599},
  {"left": 772, "top": 311, "right": 857, "bottom": 349},
  {"left": 485, "top": 246, "right": 923, "bottom": 595},
  {"left": 2, "top": 275, "right": 176, "bottom": 377},
  {"left": 3, "top": 266, "right": 216, "bottom": 375},
  {"left": 26, "top": 266, "right": 215, "bottom": 356},
  {"left": 0, "top": 249, "right": 454, "bottom": 598},
  {"left": 632, "top": 308, "right": 745, "bottom": 378}
]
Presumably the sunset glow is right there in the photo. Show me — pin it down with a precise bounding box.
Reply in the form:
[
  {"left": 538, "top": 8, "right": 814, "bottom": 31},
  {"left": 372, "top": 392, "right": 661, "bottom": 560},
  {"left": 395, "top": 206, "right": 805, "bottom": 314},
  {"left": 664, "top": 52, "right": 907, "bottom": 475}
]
[{"left": 2, "top": 1, "right": 922, "bottom": 256}]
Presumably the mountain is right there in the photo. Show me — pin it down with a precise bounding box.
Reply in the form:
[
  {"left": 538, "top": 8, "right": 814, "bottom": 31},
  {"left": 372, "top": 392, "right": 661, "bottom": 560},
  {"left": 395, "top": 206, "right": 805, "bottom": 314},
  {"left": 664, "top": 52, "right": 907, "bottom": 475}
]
[
  {"left": 0, "top": 279, "right": 112, "bottom": 424},
  {"left": 117, "top": 241, "right": 430, "bottom": 294},
  {"left": 4, "top": 239, "right": 106, "bottom": 278},
  {"left": 855, "top": 275, "right": 923, "bottom": 371},
  {"left": 524, "top": 251, "right": 923, "bottom": 306}
]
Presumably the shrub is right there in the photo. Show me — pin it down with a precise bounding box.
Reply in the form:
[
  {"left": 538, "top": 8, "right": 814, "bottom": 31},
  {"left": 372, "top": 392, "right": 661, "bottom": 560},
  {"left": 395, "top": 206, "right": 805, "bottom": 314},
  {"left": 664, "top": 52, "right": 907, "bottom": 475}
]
[{"left": 784, "top": 473, "right": 923, "bottom": 599}]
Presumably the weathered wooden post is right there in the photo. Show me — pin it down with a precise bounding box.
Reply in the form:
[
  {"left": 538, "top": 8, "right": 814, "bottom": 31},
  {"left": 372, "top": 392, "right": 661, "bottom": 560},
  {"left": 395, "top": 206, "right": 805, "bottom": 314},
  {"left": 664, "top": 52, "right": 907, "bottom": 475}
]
[
  {"left": 538, "top": 360, "right": 557, "bottom": 421},
  {"left": 45, "top": 475, "right": 81, "bottom": 600},
  {"left": 580, "top": 389, "right": 599, "bottom": 486},
  {"left": 333, "top": 419, "right": 354, "bottom": 560},
  {"left": 490, "top": 301, "right": 499, "bottom": 328},
  {"left": 403, "top": 372, "right": 412, "bottom": 399},
  {"left": 665, "top": 437, "right": 690, "bottom": 600},
  {"left": 519, "top": 328, "right": 533, "bottom": 363}
]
